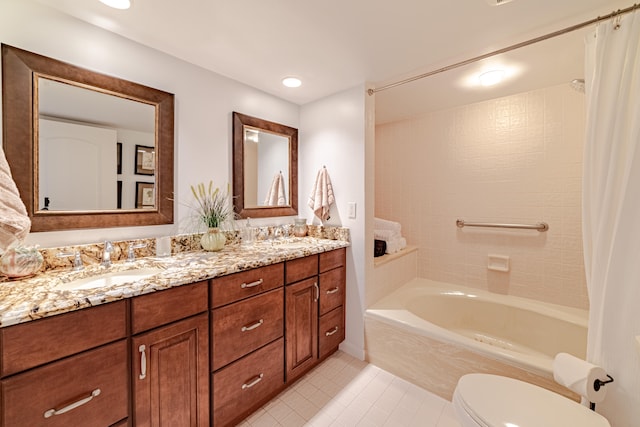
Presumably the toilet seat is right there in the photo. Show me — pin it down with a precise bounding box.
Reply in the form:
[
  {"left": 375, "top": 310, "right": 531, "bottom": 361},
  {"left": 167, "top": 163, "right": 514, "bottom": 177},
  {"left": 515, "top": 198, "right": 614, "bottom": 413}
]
[{"left": 453, "top": 374, "right": 610, "bottom": 427}]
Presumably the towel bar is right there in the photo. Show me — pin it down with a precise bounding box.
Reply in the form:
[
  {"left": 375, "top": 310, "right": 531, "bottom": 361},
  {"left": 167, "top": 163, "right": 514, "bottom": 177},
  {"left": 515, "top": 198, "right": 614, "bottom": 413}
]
[{"left": 456, "top": 219, "right": 549, "bottom": 232}]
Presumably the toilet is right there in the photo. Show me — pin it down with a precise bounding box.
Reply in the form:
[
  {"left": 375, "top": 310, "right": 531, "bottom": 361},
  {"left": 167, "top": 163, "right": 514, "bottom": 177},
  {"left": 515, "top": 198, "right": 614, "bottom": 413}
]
[{"left": 453, "top": 374, "right": 610, "bottom": 427}]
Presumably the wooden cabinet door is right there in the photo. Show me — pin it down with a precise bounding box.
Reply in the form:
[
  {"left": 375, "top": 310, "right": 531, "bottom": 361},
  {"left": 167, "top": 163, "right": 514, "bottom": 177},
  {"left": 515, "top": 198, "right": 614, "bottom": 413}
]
[
  {"left": 285, "top": 277, "right": 318, "bottom": 382},
  {"left": 132, "top": 314, "right": 209, "bottom": 427}
]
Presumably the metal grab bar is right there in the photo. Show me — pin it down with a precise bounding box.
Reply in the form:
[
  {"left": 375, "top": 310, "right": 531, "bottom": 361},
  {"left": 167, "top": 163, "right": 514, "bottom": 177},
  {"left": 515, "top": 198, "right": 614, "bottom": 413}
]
[{"left": 456, "top": 219, "right": 549, "bottom": 232}]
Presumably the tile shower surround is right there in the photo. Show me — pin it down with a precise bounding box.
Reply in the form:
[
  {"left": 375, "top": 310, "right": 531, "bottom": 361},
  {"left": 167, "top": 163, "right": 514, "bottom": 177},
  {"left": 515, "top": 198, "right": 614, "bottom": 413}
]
[{"left": 375, "top": 84, "right": 588, "bottom": 309}]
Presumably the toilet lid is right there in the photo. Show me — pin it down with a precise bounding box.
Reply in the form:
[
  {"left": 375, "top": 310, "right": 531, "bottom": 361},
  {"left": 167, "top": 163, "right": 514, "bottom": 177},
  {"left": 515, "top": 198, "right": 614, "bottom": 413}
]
[{"left": 454, "top": 374, "right": 610, "bottom": 427}]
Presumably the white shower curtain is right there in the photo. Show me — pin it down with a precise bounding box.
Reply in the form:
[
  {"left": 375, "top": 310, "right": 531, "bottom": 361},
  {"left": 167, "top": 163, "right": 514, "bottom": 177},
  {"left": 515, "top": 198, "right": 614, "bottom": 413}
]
[{"left": 582, "top": 9, "right": 640, "bottom": 426}]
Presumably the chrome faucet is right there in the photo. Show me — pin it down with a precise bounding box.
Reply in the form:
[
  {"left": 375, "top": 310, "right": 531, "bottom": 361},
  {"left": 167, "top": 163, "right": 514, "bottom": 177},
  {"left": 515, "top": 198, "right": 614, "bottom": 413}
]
[{"left": 102, "top": 241, "right": 114, "bottom": 268}]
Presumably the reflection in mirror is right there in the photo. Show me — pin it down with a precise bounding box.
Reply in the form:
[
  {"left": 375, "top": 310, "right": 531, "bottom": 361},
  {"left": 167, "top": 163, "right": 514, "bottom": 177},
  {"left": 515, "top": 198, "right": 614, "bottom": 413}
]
[
  {"left": 243, "top": 126, "right": 290, "bottom": 208},
  {"left": 1, "top": 44, "right": 174, "bottom": 231},
  {"left": 233, "top": 112, "right": 298, "bottom": 218},
  {"left": 37, "top": 77, "right": 156, "bottom": 211}
]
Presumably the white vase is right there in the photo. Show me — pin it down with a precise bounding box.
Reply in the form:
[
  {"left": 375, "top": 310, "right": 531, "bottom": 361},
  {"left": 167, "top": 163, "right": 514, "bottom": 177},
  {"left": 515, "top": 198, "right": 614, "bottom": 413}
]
[{"left": 200, "top": 227, "right": 226, "bottom": 251}]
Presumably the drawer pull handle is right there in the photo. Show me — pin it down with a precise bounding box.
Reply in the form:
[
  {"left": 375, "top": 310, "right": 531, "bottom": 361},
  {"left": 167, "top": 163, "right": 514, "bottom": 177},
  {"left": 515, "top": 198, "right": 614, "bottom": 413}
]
[
  {"left": 241, "top": 278, "right": 263, "bottom": 289},
  {"left": 326, "top": 287, "right": 340, "bottom": 294},
  {"left": 241, "top": 319, "right": 264, "bottom": 332},
  {"left": 241, "top": 373, "right": 264, "bottom": 390},
  {"left": 313, "top": 282, "right": 319, "bottom": 302},
  {"left": 43, "top": 388, "right": 101, "bottom": 418},
  {"left": 139, "top": 345, "right": 147, "bottom": 380},
  {"left": 325, "top": 326, "right": 339, "bottom": 336}
]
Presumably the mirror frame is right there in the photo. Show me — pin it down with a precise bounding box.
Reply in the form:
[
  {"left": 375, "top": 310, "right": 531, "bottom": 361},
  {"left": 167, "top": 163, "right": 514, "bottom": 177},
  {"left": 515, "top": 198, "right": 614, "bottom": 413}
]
[
  {"left": 1, "top": 44, "right": 174, "bottom": 231},
  {"left": 232, "top": 111, "right": 298, "bottom": 218}
]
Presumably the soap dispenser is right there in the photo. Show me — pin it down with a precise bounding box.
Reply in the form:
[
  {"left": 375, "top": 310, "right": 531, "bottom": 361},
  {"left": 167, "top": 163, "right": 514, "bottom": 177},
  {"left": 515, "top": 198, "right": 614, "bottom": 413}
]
[{"left": 242, "top": 217, "right": 256, "bottom": 244}]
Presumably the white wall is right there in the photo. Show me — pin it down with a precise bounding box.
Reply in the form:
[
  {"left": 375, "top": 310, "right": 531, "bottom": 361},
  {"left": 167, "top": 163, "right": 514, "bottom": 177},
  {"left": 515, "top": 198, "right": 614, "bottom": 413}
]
[
  {"left": 299, "top": 84, "right": 372, "bottom": 359},
  {"left": 0, "top": 1, "right": 299, "bottom": 247}
]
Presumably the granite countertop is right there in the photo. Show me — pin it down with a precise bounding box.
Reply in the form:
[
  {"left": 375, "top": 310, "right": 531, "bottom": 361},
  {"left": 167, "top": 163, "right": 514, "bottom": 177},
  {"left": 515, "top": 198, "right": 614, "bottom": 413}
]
[{"left": 0, "top": 237, "right": 349, "bottom": 328}]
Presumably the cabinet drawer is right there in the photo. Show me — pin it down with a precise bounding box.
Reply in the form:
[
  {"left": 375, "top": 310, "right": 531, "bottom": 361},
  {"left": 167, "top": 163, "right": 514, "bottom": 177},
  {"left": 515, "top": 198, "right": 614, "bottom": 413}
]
[
  {"left": 213, "top": 338, "right": 284, "bottom": 427},
  {"left": 1, "top": 300, "right": 126, "bottom": 377},
  {"left": 131, "top": 281, "right": 208, "bottom": 334},
  {"left": 1, "top": 340, "right": 128, "bottom": 427},
  {"left": 319, "top": 306, "right": 345, "bottom": 359},
  {"left": 319, "top": 247, "right": 345, "bottom": 272},
  {"left": 211, "top": 263, "right": 283, "bottom": 308},
  {"left": 212, "top": 288, "right": 284, "bottom": 370},
  {"left": 319, "top": 266, "right": 345, "bottom": 316},
  {"left": 285, "top": 255, "right": 318, "bottom": 284}
]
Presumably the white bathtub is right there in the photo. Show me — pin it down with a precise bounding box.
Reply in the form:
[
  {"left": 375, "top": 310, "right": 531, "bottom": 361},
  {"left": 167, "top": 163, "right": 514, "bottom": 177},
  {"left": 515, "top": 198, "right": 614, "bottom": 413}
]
[{"left": 364, "top": 278, "right": 588, "bottom": 400}]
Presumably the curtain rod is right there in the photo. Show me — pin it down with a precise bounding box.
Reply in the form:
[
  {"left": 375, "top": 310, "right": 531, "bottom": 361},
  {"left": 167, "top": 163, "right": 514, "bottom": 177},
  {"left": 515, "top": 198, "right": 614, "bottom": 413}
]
[{"left": 368, "top": 3, "right": 639, "bottom": 96}]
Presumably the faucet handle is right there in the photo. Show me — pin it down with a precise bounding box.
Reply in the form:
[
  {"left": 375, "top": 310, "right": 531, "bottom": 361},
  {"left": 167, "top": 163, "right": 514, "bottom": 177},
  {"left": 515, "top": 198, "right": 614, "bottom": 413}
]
[
  {"left": 57, "top": 250, "right": 84, "bottom": 271},
  {"left": 127, "top": 242, "right": 147, "bottom": 262}
]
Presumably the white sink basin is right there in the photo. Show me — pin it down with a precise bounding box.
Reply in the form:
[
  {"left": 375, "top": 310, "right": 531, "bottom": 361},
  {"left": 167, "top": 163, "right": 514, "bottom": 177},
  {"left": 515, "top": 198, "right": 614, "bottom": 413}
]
[{"left": 57, "top": 267, "right": 165, "bottom": 291}]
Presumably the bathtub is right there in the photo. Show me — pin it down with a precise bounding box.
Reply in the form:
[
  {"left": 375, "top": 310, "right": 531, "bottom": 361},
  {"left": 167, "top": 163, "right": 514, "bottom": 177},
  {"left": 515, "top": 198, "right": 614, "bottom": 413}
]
[{"left": 364, "top": 278, "right": 588, "bottom": 401}]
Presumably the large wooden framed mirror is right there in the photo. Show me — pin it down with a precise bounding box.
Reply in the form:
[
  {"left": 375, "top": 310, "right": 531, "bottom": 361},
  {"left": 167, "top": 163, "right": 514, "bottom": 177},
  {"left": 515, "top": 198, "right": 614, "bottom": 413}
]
[
  {"left": 232, "top": 112, "right": 298, "bottom": 218},
  {"left": 1, "top": 44, "right": 174, "bottom": 231}
]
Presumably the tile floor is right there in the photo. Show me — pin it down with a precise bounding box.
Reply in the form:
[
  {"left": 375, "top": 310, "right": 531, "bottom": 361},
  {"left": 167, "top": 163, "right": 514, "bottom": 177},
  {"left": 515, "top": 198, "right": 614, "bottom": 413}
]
[{"left": 238, "top": 351, "right": 461, "bottom": 427}]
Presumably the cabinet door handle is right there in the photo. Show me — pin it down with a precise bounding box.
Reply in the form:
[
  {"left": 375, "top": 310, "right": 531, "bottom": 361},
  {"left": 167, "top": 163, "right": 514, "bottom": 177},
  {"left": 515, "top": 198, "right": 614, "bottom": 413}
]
[
  {"left": 326, "top": 287, "right": 340, "bottom": 294},
  {"left": 241, "top": 319, "right": 264, "bottom": 332},
  {"left": 139, "top": 345, "right": 147, "bottom": 380},
  {"left": 241, "top": 373, "right": 264, "bottom": 390},
  {"left": 313, "top": 282, "right": 319, "bottom": 302},
  {"left": 241, "top": 278, "right": 263, "bottom": 289},
  {"left": 43, "top": 389, "right": 101, "bottom": 418},
  {"left": 325, "top": 326, "right": 340, "bottom": 336}
]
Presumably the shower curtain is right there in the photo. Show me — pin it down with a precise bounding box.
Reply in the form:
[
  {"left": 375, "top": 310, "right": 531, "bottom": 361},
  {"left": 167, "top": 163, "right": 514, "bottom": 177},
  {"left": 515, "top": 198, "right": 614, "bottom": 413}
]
[{"left": 582, "top": 9, "right": 640, "bottom": 426}]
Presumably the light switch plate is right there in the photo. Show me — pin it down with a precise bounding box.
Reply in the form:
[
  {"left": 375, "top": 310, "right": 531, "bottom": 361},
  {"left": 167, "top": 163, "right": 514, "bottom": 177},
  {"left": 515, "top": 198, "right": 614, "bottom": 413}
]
[{"left": 347, "top": 202, "right": 357, "bottom": 219}]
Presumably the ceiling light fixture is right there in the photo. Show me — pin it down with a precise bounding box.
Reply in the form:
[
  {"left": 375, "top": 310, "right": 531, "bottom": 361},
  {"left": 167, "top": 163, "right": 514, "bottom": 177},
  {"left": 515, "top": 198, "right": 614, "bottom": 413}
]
[
  {"left": 485, "top": 0, "right": 515, "bottom": 5},
  {"left": 99, "top": 0, "right": 131, "bottom": 10},
  {"left": 282, "top": 77, "right": 302, "bottom": 88},
  {"left": 478, "top": 69, "right": 505, "bottom": 86}
]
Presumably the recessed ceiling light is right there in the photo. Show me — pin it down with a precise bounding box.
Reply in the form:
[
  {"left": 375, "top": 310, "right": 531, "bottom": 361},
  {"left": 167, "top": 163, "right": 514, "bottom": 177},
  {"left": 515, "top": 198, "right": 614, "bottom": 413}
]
[
  {"left": 478, "top": 69, "right": 505, "bottom": 86},
  {"left": 282, "top": 77, "right": 302, "bottom": 88},
  {"left": 99, "top": 0, "right": 131, "bottom": 10},
  {"left": 486, "top": 0, "right": 515, "bottom": 5}
]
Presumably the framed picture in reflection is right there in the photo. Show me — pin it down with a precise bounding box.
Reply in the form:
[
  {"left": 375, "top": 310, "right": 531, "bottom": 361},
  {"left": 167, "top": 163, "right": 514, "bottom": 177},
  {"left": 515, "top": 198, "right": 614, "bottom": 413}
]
[
  {"left": 117, "top": 142, "right": 122, "bottom": 174},
  {"left": 135, "top": 182, "right": 154, "bottom": 208},
  {"left": 135, "top": 144, "right": 155, "bottom": 175}
]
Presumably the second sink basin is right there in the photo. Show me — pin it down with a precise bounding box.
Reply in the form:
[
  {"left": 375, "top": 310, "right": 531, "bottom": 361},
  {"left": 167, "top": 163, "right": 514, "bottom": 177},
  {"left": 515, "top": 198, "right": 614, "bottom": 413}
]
[{"left": 56, "top": 267, "right": 165, "bottom": 291}]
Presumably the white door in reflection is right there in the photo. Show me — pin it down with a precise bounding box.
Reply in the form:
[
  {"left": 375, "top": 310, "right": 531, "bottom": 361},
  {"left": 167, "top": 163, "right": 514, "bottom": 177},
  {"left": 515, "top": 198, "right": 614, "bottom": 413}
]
[{"left": 39, "top": 118, "right": 117, "bottom": 211}]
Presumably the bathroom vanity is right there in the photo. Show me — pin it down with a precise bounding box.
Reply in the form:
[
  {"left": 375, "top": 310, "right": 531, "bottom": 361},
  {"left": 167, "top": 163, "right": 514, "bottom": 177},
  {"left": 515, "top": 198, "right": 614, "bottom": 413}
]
[{"left": 0, "top": 238, "right": 348, "bottom": 427}]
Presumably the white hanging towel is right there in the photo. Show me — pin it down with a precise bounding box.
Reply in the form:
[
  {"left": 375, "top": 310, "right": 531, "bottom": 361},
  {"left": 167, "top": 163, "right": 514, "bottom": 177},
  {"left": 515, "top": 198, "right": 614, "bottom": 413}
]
[
  {"left": 0, "top": 147, "right": 30, "bottom": 252},
  {"left": 263, "top": 172, "right": 287, "bottom": 206},
  {"left": 308, "top": 166, "right": 335, "bottom": 222}
]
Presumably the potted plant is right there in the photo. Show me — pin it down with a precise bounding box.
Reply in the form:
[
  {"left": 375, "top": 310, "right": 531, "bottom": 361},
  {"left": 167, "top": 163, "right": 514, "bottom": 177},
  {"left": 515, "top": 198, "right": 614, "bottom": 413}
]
[{"left": 190, "top": 181, "right": 232, "bottom": 251}]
